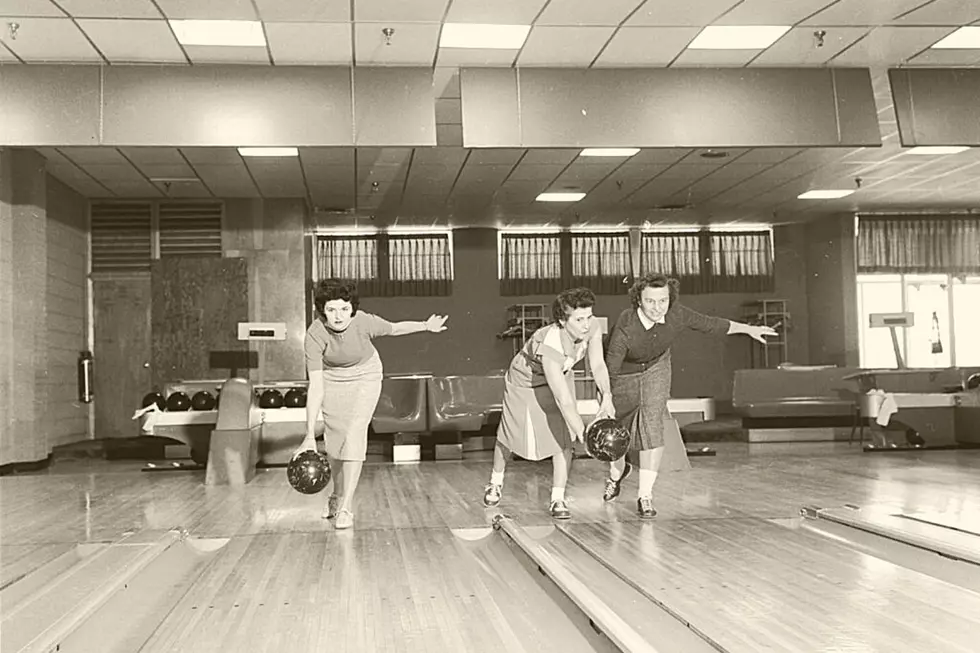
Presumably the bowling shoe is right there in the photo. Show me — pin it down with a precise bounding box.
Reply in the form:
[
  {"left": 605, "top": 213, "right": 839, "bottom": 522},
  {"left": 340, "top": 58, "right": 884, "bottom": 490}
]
[
  {"left": 602, "top": 461, "right": 633, "bottom": 502},
  {"left": 637, "top": 496, "right": 657, "bottom": 519},
  {"left": 549, "top": 499, "right": 571, "bottom": 520}
]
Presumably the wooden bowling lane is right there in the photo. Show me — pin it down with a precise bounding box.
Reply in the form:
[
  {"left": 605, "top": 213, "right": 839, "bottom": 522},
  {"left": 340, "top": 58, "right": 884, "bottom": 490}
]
[
  {"left": 136, "top": 528, "right": 619, "bottom": 653},
  {"left": 562, "top": 518, "right": 980, "bottom": 653}
]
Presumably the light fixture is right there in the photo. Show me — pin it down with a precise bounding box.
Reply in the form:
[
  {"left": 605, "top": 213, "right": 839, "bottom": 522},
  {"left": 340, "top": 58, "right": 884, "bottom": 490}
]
[
  {"left": 169, "top": 20, "right": 266, "bottom": 47},
  {"left": 238, "top": 147, "right": 299, "bottom": 157},
  {"left": 439, "top": 24, "right": 530, "bottom": 49},
  {"left": 536, "top": 192, "right": 586, "bottom": 202},
  {"left": 688, "top": 26, "right": 790, "bottom": 50},
  {"left": 149, "top": 177, "right": 201, "bottom": 183},
  {"left": 797, "top": 190, "right": 854, "bottom": 199},
  {"left": 905, "top": 146, "right": 970, "bottom": 155},
  {"left": 930, "top": 26, "right": 980, "bottom": 49},
  {"left": 579, "top": 148, "right": 640, "bottom": 157}
]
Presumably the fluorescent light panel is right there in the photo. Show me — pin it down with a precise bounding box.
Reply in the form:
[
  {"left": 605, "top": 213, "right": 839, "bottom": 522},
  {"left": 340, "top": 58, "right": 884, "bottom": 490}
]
[
  {"left": 238, "top": 147, "right": 298, "bottom": 157},
  {"left": 905, "top": 146, "right": 970, "bottom": 155},
  {"left": 798, "top": 190, "right": 854, "bottom": 199},
  {"left": 169, "top": 20, "right": 266, "bottom": 47},
  {"left": 688, "top": 26, "right": 790, "bottom": 50},
  {"left": 930, "top": 26, "right": 980, "bottom": 49},
  {"left": 580, "top": 148, "right": 640, "bottom": 157},
  {"left": 439, "top": 24, "right": 530, "bottom": 49},
  {"left": 536, "top": 192, "right": 586, "bottom": 202}
]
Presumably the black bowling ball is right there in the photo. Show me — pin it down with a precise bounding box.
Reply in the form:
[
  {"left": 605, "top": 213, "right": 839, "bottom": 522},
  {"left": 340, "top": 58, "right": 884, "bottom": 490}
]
[
  {"left": 259, "top": 389, "right": 284, "bottom": 409},
  {"left": 166, "top": 391, "right": 191, "bottom": 411},
  {"left": 967, "top": 372, "right": 980, "bottom": 391},
  {"left": 284, "top": 388, "right": 307, "bottom": 408},
  {"left": 584, "top": 418, "right": 631, "bottom": 462},
  {"left": 287, "top": 450, "right": 331, "bottom": 494},
  {"left": 141, "top": 391, "right": 166, "bottom": 411},
  {"left": 191, "top": 390, "right": 216, "bottom": 411}
]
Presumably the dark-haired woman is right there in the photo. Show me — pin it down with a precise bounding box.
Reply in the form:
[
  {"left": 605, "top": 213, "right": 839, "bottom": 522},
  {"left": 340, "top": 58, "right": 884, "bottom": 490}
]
[
  {"left": 295, "top": 279, "right": 448, "bottom": 530},
  {"left": 602, "top": 273, "right": 775, "bottom": 518},
  {"left": 482, "top": 287, "right": 615, "bottom": 520}
]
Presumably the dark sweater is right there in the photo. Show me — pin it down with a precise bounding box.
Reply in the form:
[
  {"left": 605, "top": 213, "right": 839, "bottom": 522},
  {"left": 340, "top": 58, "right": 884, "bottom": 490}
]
[{"left": 605, "top": 304, "right": 731, "bottom": 377}]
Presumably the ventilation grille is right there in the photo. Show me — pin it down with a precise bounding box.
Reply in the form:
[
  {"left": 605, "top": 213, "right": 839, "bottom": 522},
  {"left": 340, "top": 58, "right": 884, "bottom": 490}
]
[
  {"left": 159, "top": 202, "right": 223, "bottom": 257},
  {"left": 90, "top": 202, "right": 152, "bottom": 273}
]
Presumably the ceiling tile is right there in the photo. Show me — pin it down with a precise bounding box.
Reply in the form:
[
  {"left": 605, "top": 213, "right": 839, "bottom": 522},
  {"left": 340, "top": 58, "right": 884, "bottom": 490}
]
[
  {"left": 254, "top": 0, "right": 350, "bottom": 22},
  {"left": 435, "top": 48, "right": 518, "bottom": 66},
  {"left": 671, "top": 48, "right": 760, "bottom": 66},
  {"left": 593, "top": 26, "right": 699, "bottom": 66},
  {"left": 183, "top": 45, "right": 269, "bottom": 64},
  {"left": 77, "top": 19, "right": 186, "bottom": 63},
  {"left": 0, "top": 17, "right": 103, "bottom": 62},
  {"left": 56, "top": 0, "right": 160, "bottom": 19},
  {"left": 905, "top": 48, "right": 980, "bottom": 66},
  {"left": 152, "top": 180, "right": 212, "bottom": 197},
  {"left": 46, "top": 167, "right": 112, "bottom": 196},
  {"left": 355, "top": 22, "right": 439, "bottom": 65},
  {"left": 355, "top": 0, "right": 450, "bottom": 22},
  {"left": 59, "top": 147, "right": 128, "bottom": 164},
  {"left": 520, "top": 149, "right": 578, "bottom": 165},
  {"left": 432, "top": 66, "right": 460, "bottom": 98},
  {"left": 0, "top": 1, "right": 65, "bottom": 17},
  {"left": 830, "top": 26, "right": 956, "bottom": 65},
  {"left": 181, "top": 148, "right": 245, "bottom": 165},
  {"left": 518, "top": 26, "right": 615, "bottom": 66},
  {"left": 245, "top": 158, "right": 306, "bottom": 197},
  {"left": 445, "top": 0, "right": 548, "bottom": 24},
  {"left": 0, "top": 42, "right": 19, "bottom": 60},
  {"left": 802, "top": 0, "right": 939, "bottom": 26},
  {"left": 891, "top": 0, "right": 980, "bottom": 25},
  {"left": 713, "top": 0, "right": 839, "bottom": 25},
  {"left": 154, "top": 0, "right": 257, "bottom": 20},
  {"left": 119, "top": 148, "right": 186, "bottom": 165},
  {"left": 266, "top": 22, "right": 351, "bottom": 64},
  {"left": 749, "top": 26, "right": 868, "bottom": 66},
  {"left": 301, "top": 148, "right": 355, "bottom": 167},
  {"left": 507, "top": 163, "right": 567, "bottom": 182},
  {"left": 536, "top": 0, "right": 646, "bottom": 26},
  {"left": 626, "top": 0, "right": 741, "bottom": 26},
  {"left": 193, "top": 163, "right": 260, "bottom": 197}
]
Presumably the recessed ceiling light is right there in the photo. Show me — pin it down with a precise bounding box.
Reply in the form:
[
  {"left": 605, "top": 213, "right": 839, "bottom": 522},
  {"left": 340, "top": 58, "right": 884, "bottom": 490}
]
[
  {"left": 700, "top": 150, "right": 729, "bottom": 159},
  {"left": 798, "top": 190, "right": 854, "bottom": 200},
  {"left": 169, "top": 20, "right": 266, "bottom": 47},
  {"left": 238, "top": 147, "right": 299, "bottom": 157},
  {"left": 439, "top": 24, "right": 531, "bottom": 49},
  {"left": 536, "top": 192, "right": 586, "bottom": 202},
  {"left": 150, "top": 177, "right": 201, "bottom": 183},
  {"left": 905, "top": 146, "right": 970, "bottom": 155},
  {"left": 579, "top": 148, "right": 640, "bottom": 157},
  {"left": 930, "top": 26, "right": 980, "bottom": 49},
  {"left": 688, "top": 26, "right": 790, "bottom": 50}
]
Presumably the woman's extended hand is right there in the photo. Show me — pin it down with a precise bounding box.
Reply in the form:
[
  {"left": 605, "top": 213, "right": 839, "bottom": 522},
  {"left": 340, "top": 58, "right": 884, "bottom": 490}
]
[
  {"left": 425, "top": 314, "right": 449, "bottom": 332},
  {"left": 746, "top": 324, "right": 778, "bottom": 344}
]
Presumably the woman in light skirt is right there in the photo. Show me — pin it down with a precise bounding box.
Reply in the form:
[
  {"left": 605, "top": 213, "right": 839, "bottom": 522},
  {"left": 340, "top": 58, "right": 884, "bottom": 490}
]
[
  {"left": 296, "top": 279, "right": 447, "bottom": 529},
  {"left": 482, "top": 288, "right": 615, "bottom": 520}
]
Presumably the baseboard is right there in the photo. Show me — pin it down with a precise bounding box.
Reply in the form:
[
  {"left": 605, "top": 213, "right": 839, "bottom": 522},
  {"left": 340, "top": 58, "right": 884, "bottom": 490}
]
[
  {"left": 0, "top": 454, "right": 53, "bottom": 476},
  {"left": 747, "top": 427, "right": 853, "bottom": 443}
]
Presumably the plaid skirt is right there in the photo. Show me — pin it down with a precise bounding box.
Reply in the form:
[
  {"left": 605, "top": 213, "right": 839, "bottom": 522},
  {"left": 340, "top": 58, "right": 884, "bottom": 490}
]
[{"left": 611, "top": 351, "right": 671, "bottom": 451}]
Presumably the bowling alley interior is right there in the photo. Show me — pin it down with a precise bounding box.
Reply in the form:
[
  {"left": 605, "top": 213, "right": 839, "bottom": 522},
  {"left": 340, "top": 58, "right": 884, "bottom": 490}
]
[{"left": 3, "top": 1, "right": 980, "bottom": 652}]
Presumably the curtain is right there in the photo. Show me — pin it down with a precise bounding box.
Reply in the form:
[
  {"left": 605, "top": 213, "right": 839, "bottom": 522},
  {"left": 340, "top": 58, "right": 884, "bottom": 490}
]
[
  {"left": 707, "top": 231, "right": 774, "bottom": 293},
  {"left": 571, "top": 233, "right": 633, "bottom": 295},
  {"left": 858, "top": 216, "right": 980, "bottom": 275},
  {"left": 640, "top": 233, "right": 705, "bottom": 293},
  {"left": 385, "top": 234, "right": 452, "bottom": 296},
  {"left": 500, "top": 234, "right": 563, "bottom": 295}
]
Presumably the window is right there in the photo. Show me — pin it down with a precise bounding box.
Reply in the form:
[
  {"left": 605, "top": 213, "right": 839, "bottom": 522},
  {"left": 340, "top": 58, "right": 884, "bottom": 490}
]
[
  {"left": 313, "top": 232, "right": 452, "bottom": 296},
  {"left": 856, "top": 273, "right": 980, "bottom": 368},
  {"left": 498, "top": 231, "right": 633, "bottom": 295},
  {"left": 639, "top": 229, "right": 774, "bottom": 294}
]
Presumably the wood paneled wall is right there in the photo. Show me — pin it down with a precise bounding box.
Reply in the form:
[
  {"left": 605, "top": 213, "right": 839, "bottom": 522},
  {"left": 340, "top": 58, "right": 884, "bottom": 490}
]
[{"left": 150, "top": 257, "right": 249, "bottom": 387}]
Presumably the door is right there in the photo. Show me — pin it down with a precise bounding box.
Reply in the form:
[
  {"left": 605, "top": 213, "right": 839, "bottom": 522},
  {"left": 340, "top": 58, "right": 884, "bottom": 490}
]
[{"left": 93, "top": 277, "right": 152, "bottom": 439}]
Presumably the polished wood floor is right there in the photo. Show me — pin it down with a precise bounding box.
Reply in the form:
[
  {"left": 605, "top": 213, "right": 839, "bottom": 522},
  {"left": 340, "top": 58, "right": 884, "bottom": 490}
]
[{"left": 3, "top": 442, "right": 980, "bottom": 652}]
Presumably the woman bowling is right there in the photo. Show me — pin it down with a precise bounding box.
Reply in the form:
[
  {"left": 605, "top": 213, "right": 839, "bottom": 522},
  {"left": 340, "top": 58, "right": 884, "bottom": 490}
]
[
  {"left": 295, "top": 279, "right": 448, "bottom": 530},
  {"left": 603, "top": 273, "right": 776, "bottom": 518},
  {"left": 483, "top": 287, "right": 615, "bottom": 520}
]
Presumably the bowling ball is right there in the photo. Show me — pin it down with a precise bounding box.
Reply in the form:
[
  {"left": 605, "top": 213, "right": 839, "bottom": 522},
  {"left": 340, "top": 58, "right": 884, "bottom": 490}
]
[
  {"left": 191, "top": 390, "right": 216, "bottom": 411},
  {"left": 584, "top": 418, "right": 631, "bottom": 462},
  {"left": 166, "top": 391, "right": 191, "bottom": 412},
  {"left": 284, "top": 388, "right": 307, "bottom": 408},
  {"left": 967, "top": 372, "right": 980, "bottom": 391},
  {"left": 142, "top": 392, "right": 166, "bottom": 411},
  {"left": 259, "top": 389, "right": 284, "bottom": 409},
  {"left": 287, "top": 450, "right": 331, "bottom": 494}
]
